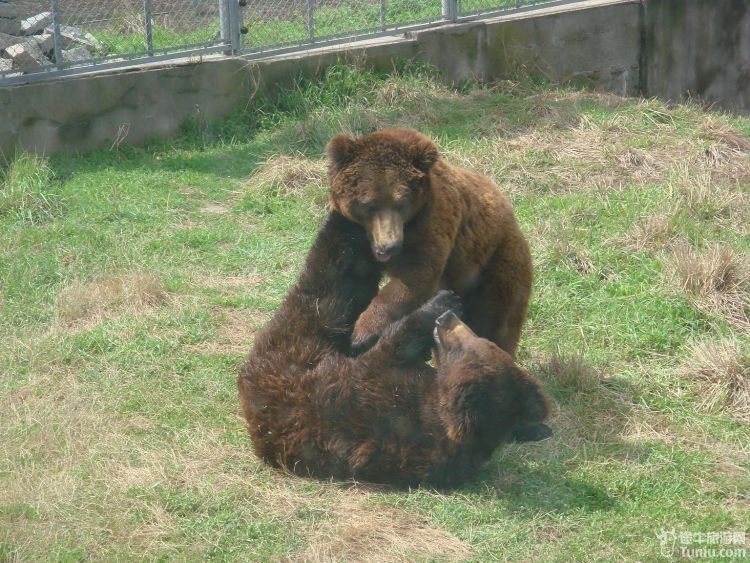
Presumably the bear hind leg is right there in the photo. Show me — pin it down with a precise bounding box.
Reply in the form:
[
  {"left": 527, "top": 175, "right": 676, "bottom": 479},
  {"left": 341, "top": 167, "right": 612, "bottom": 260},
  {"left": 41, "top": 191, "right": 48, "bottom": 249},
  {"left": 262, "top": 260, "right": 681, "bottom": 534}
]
[{"left": 461, "top": 250, "right": 531, "bottom": 358}]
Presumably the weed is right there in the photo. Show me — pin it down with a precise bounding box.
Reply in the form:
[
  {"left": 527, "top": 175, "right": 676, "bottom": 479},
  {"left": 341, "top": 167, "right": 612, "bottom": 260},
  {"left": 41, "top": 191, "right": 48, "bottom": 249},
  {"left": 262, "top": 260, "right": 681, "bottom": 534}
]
[
  {"left": 0, "top": 153, "right": 61, "bottom": 223},
  {"left": 680, "top": 338, "right": 750, "bottom": 421}
]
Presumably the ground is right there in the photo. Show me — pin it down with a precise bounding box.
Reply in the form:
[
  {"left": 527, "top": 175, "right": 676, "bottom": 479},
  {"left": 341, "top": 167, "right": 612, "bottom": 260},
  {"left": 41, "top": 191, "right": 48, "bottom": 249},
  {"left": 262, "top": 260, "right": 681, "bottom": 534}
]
[{"left": 0, "top": 63, "right": 748, "bottom": 561}]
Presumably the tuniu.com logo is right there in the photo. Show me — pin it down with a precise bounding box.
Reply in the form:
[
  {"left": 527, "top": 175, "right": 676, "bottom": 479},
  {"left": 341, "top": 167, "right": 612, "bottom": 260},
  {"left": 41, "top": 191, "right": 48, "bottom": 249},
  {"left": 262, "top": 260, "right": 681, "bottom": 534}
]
[{"left": 657, "top": 527, "right": 747, "bottom": 559}]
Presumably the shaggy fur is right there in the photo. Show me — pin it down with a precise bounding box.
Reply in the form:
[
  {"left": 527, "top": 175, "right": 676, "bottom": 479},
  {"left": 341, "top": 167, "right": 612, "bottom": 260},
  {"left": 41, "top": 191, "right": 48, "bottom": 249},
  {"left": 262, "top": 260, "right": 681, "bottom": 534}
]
[
  {"left": 326, "top": 128, "right": 533, "bottom": 357},
  {"left": 237, "top": 213, "right": 550, "bottom": 487}
]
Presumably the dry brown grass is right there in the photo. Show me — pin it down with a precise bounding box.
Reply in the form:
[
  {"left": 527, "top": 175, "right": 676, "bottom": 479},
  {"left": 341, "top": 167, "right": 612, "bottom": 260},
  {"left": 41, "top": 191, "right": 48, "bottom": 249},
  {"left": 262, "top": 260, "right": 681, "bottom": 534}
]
[
  {"left": 495, "top": 121, "right": 679, "bottom": 195},
  {"left": 249, "top": 155, "right": 327, "bottom": 197},
  {"left": 105, "top": 429, "right": 471, "bottom": 562},
  {"left": 439, "top": 96, "right": 750, "bottom": 206},
  {"left": 374, "top": 78, "right": 451, "bottom": 108},
  {"left": 3, "top": 371, "right": 244, "bottom": 558},
  {"left": 679, "top": 338, "right": 750, "bottom": 422},
  {"left": 1, "top": 371, "right": 121, "bottom": 556},
  {"left": 535, "top": 351, "right": 603, "bottom": 395},
  {"left": 620, "top": 211, "right": 682, "bottom": 252},
  {"left": 186, "top": 275, "right": 269, "bottom": 354},
  {"left": 199, "top": 202, "right": 231, "bottom": 214},
  {"left": 668, "top": 164, "right": 750, "bottom": 228},
  {"left": 194, "top": 272, "right": 263, "bottom": 291},
  {"left": 55, "top": 273, "right": 168, "bottom": 326},
  {"left": 184, "top": 307, "right": 267, "bottom": 355},
  {"left": 699, "top": 119, "right": 750, "bottom": 152},
  {"left": 671, "top": 244, "right": 750, "bottom": 334},
  {"left": 525, "top": 352, "right": 645, "bottom": 462},
  {"left": 289, "top": 494, "right": 472, "bottom": 563}
]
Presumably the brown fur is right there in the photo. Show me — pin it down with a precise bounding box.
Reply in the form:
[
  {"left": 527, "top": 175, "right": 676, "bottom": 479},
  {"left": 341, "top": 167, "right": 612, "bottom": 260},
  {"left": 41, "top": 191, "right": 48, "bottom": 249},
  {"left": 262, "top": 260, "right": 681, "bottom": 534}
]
[
  {"left": 327, "top": 128, "right": 533, "bottom": 357},
  {"left": 237, "top": 213, "right": 550, "bottom": 487}
]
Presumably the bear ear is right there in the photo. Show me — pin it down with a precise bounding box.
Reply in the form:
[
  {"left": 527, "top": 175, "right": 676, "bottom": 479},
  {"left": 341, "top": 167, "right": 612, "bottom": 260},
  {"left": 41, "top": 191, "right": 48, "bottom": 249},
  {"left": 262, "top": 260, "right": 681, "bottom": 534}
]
[
  {"left": 447, "top": 412, "right": 477, "bottom": 443},
  {"left": 408, "top": 133, "right": 439, "bottom": 174},
  {"left": 326, "top": 134, "right": 358, "bottom": 173}
]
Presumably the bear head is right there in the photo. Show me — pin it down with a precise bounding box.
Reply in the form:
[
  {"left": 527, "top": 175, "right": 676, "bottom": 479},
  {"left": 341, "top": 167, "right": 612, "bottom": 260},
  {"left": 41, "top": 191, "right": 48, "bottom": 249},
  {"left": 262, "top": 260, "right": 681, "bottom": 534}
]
[
  {"left": 325, "top": 128, "right": 439, "bottom": 263},
  {"left": 433, "top": 311, "right": 551, "bottom": 446}
]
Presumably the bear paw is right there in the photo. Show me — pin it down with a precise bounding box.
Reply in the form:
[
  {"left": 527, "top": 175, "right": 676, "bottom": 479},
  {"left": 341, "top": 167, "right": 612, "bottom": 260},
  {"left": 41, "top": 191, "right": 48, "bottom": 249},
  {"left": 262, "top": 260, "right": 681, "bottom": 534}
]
[
  {"left": 418, "top": 290, "right": 463, "bottom": 326},
  {"left": 392, "top": 291, "right": 463, "bottom": 363}
]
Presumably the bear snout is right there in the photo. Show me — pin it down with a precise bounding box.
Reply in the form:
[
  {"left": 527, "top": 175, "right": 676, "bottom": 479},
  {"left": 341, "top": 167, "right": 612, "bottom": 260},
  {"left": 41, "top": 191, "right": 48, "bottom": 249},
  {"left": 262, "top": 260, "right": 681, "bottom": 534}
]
[
  {"left": 373, "top": 239, "right": 403, "bottom": 262},
  {"left": 370, "top": 209, "right": 403, "bottom": 261}
]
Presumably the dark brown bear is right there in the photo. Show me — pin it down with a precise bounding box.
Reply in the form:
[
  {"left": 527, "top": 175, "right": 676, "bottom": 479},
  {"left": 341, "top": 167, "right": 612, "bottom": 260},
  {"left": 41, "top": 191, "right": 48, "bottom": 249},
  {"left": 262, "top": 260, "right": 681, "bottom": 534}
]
[
  {"left": 326, "top": 128, "right": 533, "bottom": 357},
  {"left": 237, "top": 213, "right": 550, "bottom": 487}
]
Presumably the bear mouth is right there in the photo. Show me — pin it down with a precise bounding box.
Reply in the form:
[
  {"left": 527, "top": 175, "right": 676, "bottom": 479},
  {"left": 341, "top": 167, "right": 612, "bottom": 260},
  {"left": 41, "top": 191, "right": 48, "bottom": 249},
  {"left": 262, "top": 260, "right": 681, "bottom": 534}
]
[
  {"left": 373, "top": 248, "right": 396, "bottom": 262},
  {"left": 433, "top": 310, "right": 458, "bottom": 348}
]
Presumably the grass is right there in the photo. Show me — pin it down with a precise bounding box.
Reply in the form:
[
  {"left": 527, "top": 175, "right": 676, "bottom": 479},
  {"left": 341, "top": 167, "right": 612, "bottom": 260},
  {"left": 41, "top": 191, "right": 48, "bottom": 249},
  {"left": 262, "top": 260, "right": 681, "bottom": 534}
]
[
  {"left": 1, "top": 61, "right": 749, "bottom": 561},
  {"left": 89, "top": 0, "right": 528, "bottom": 57}
]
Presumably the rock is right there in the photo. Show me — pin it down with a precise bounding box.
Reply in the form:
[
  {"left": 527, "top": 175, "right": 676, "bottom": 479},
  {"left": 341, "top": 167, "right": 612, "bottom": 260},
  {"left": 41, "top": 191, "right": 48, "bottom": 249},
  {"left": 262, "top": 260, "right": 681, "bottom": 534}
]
[
  {"left": 5, "top": 40, "right": 48, "bottom": 68},
  {"left": 53, "top": 25, "right": 101, "bottom": 51},
  {"left": 83, "top": 32, "right": 102, "bottom": 52},
  {"left": 62, "top": 46, "right": 90, "bottom": 64},
  {"left": 0, "top": 31, "right": 17, "bottom": 51},
  {"left": 34, "top": 31, "right": 54, "bottom": 53},
  {"left": 21, "top": 12, "right": 52, "bottom": 35},
  {"left": 0, "top": 3, "right": 17, "bottom": 18},
  {"left": 50, "top": 25, "right": 80, "bottom": 48},
  {"left": 0, "top": 17, "right": 20, "bottom": 36},
  {"left": 0, "top": 58, "right": 12, "bottom": 72}
]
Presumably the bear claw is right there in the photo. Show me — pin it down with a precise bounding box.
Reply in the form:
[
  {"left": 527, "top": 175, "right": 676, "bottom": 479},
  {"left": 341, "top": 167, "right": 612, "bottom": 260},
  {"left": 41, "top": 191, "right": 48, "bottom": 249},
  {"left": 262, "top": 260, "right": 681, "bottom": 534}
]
[{"left": 424, "top": 290, "right": 463, "bottom": 320}]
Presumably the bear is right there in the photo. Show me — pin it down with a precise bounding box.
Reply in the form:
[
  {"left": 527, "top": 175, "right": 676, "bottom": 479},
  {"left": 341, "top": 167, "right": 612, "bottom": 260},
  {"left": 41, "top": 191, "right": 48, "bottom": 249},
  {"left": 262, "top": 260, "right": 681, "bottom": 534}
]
[
  {"left": 237, "top": 212, "right": 551, "bottom": 487},
  {"left": 326, "top": 128, "right": 533, "bottom": 358}
]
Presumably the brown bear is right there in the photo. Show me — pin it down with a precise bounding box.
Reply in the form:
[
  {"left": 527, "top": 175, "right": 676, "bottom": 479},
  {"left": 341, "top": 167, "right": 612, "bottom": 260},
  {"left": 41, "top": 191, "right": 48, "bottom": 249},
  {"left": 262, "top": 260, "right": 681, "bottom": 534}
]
[
  {"left": 326, "top": 128, "right": 533, "bottom": 357},
  {"left": 237, "top": 212, "right": 551, "bottom": 487}
]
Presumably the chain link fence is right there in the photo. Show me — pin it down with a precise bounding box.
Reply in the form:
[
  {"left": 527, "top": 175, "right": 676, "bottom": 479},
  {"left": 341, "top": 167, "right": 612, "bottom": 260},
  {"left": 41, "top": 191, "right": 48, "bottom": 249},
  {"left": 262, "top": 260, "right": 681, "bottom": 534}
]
[
  {"left": 0, "top": 0, "right": 232, "bottom": 85},
  {"left": 242, "top": 1, "right": 445, "bottom": 56},
  {"left": 1, "top": 0, "right": 585, "bottom": 85}
]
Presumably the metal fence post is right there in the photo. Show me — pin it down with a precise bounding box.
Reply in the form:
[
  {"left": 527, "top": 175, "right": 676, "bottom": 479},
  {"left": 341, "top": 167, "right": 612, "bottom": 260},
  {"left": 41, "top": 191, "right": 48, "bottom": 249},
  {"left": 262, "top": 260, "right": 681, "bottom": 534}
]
[
  {"left": 306, "top": 0, "right": 314, "bottom": 43},
  {"left": 51, "top": 0, "right": 63, "bottom": 69},
  {"left": 380, "top": 0, "right": 386, "bottom": 31},
  {"left": 219, "top": 0, "right": 230, "bottom": 54},
  {"left": 228, "top": 0, "right": 241, "bottom": 53},
  {"left": 442, "top": 0, "right": 457, "bottom": 22},
  {"left": 144, "top": 0, "right": 154, "bottom": 56},
  {"left": 219, "top": 0, "right": 240, "bottom": 54}
]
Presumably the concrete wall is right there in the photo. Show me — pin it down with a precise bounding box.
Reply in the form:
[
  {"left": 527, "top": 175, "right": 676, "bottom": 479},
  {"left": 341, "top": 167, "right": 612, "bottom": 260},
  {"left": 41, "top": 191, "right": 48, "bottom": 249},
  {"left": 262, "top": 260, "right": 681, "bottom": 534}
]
[
  {"left": 0, "top": 40, "right": 419, "bottom": 160},
  {"left": 642, "top": 0, "right": 750, "bottom": 113},
  {"left": 1, "top": 0, "right": 749, "bottom": 160},
  {"left": 416, "top": 0, "right": 641, "bottom": 96},
  {"left": 0, "top": 59, "right": 253, "bottom": 157}
]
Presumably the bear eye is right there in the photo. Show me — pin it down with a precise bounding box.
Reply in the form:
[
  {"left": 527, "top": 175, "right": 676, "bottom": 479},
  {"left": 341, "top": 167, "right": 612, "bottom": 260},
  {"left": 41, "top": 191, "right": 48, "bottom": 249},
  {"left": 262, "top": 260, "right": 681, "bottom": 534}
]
[
  {"left": 394, "top": 185, "right": 411, "bottom": 199},
  {"left": 351, "top": 201, "right": 374, "bottom": 218}
]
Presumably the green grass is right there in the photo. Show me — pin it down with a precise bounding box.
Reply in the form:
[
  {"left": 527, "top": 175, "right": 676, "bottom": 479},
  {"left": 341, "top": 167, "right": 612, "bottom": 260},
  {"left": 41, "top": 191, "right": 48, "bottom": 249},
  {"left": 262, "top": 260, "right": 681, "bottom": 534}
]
[
  {"left": 90, "top": 0, "right": 527, "bottom": 57},
  {"left": 1, "top": 62, "right": 749, "bottom": 561}
]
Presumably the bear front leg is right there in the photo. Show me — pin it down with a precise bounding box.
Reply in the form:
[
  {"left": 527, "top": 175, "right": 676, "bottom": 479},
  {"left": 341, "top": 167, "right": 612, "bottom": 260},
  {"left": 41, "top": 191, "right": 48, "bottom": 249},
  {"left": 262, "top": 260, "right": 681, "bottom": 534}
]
[
  {"left": 352, "top": 244, "right": 452, "bottom": 347},
  {"left": 359, "top": 290, "right": 462, "bottom": 365},
  {"left": 352, "top": 213, "right": 457, "bottom": 349},
  {"left": 352, "top": 276, "right": 437, "bottom": 349}
]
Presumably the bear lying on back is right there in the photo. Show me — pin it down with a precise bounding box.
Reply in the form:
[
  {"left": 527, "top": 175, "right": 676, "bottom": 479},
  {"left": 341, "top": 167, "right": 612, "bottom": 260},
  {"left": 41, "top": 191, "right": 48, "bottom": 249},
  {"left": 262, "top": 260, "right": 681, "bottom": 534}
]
[
  {"left": 237, "top": 213, "right": 550, "bottom": 487},
  {"left": 326, "top": 128, "right": 533, "bottom": 357}
]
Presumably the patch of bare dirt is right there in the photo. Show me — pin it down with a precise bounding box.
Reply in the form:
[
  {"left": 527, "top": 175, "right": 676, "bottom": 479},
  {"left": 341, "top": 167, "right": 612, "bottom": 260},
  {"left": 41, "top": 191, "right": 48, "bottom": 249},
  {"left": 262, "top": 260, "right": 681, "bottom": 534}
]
[{"left": 55, "top": 273, "right": 168, "bottom": 327}]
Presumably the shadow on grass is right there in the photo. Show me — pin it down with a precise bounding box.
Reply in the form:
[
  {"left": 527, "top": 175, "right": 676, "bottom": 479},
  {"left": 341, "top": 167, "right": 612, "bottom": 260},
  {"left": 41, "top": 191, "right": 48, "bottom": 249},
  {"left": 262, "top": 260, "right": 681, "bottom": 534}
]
[
  {"left": 48, "top": 135, "right": 277, "bottom": 185},
  {"left": 464, "top": 360, "right": 659, "bottom": 515}
]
